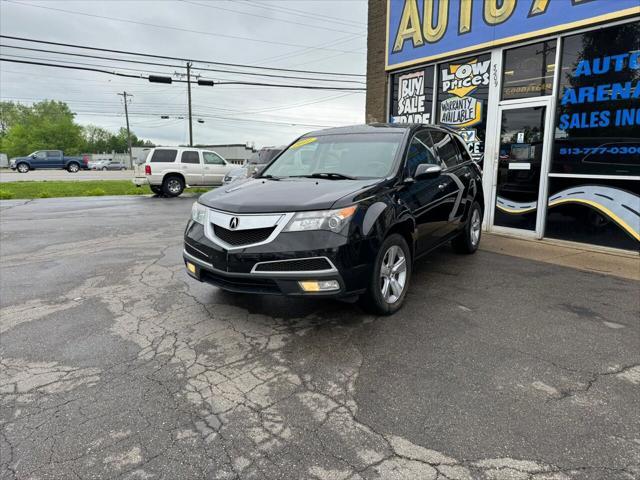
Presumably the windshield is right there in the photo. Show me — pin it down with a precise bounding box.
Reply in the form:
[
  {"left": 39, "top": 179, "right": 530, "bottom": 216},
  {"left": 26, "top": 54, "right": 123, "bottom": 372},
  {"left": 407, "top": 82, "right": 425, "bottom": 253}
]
[{"left": 261, "top": 133, "right": 403, "bottom": 179}]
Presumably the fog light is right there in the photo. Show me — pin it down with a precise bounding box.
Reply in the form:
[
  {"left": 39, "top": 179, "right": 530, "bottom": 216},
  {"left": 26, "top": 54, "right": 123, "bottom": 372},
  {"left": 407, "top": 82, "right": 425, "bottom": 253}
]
[
  {"left": 298, "top": 280, "right": 339, "bottom": 292},
  {"left": 186, "top": 262, "right": 196, "bottom": 274}
]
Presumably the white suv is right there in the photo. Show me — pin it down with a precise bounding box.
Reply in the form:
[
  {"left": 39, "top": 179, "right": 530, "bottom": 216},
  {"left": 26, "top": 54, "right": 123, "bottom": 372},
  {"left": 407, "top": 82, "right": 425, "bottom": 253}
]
[{"left": 133, "top": 147, "right": 234, "bottom": 197}]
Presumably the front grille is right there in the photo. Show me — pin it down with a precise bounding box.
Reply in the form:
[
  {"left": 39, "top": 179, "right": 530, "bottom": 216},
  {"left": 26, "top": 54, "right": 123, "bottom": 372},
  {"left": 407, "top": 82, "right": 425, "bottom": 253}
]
[
  {"left": 254, "top": 257, "right": 333, "bottom": 272},
  {"left": 213, "top": 224, "right": 275, "bottom": 246},
  {"left": 201, "top": 270, "right": 279, "bottom": 294}
]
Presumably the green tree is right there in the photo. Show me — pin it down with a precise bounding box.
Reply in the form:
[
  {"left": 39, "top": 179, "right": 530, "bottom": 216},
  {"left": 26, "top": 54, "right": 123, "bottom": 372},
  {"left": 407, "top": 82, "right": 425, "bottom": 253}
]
[
  {"left": 0, "top": 101, "right": 30, "bottom": 137},
  {"left": 0, "top": 100, "right": 83, "bottom": 157},
  {"left": 82, "top": 125, "right": 113, "bottom": 153}
]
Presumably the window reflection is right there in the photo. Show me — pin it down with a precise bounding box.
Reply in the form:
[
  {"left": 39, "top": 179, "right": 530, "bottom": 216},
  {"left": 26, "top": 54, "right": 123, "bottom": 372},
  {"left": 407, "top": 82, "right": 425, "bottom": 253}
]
[{"left": 502, "top": 41, "right": 556, "bottom": 100}]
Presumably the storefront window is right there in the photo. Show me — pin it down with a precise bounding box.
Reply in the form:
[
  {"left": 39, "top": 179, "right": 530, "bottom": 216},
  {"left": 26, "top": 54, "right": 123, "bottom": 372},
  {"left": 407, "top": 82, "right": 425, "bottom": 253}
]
[
  {"left": 436, "top": 54, "right": 491, "bottom": 162},
  {"left": 546, "top": 21, "right": 640, "bottom": 250},
  {"left": 390, "top": 65, "right": 435, "bottom": 124},
  {"left": 502, "top": 40, "right": 556, "bottom": 100}
]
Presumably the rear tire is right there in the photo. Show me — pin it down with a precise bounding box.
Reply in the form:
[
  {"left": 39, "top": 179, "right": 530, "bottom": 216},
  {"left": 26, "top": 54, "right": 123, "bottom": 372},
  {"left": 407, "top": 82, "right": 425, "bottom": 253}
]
[
  {"left": 359, "top": 234, "right": 411, "bottom": 315},
  {"left": 17, "top": 162, "right": 29, "bottom": 173},
  {"left": 162, "top": 175, "right": 184, "bottom": 197},
  {"left": 67, "top": 162, "right": 80, "bottom": 173},
  {"left": 452, "top": 201, "right": 482, "bottom": 254},
  {"left": 102, "top": 167, "right": 107, "bottom": 171}
]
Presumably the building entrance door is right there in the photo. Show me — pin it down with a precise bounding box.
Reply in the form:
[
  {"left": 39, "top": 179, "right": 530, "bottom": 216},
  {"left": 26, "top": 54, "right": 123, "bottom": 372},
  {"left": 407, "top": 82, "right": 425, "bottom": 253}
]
[{"left": 490, "top": 100, "right": 553, "bottom": 237}]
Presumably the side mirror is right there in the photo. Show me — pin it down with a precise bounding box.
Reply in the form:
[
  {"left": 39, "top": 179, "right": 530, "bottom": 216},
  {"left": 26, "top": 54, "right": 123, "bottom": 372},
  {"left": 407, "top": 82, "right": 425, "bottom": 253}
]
[
  {"left": 31, "top": 154, "right": 37, "bottom": 159},
  {"left": 415, "top": 164, "right": 442, "bottom": 179}
]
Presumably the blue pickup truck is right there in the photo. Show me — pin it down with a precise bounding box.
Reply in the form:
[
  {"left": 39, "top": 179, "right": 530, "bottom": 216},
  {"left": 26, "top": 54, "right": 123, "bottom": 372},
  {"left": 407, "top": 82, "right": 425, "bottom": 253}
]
[{"left": 10, "top": 150, "right": 90, "bottom": 173}]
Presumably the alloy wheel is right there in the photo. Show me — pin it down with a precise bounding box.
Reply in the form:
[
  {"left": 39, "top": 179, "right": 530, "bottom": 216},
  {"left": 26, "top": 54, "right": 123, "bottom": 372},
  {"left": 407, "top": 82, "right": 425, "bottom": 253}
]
[
  {"left": 17, "top": 164, "right": 28, "bottom": 173},
  {"left": 379, "top": 245, "right": 407, "bottom": 304},
  {"left": 167, "top": 179, "right": 182, "bottom": 194},
  {"left": 69, "top": 163, "right": 79, "bottom": 173},
  {"left": 470, "top": 208, "right": 481, "bottom": 247}
]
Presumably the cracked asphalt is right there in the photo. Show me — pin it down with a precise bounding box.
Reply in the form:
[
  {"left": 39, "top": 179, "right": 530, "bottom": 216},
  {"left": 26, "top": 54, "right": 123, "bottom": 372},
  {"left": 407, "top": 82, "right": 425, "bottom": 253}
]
[{"left": 1, "top": 195, "right": 639, "bottom": 480}]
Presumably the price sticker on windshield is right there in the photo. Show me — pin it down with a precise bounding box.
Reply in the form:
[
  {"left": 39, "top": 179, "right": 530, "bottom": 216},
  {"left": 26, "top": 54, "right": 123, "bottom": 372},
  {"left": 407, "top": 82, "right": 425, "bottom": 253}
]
[{"left": 290, "top": 137, "right": 317, "bottom": 149}]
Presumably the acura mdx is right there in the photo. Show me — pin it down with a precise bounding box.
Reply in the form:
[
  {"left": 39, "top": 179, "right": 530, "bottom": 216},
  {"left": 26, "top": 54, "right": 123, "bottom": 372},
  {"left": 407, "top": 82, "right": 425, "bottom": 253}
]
[{"left": 183, "top": 124, "right": 484, "bottom": 314}]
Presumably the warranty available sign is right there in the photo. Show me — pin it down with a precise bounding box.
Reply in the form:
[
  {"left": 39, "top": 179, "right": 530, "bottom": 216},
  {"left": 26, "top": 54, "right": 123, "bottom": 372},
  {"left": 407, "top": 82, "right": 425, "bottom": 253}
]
[{"left": 439, "top": 59, "right": 490, "bottom": 128}]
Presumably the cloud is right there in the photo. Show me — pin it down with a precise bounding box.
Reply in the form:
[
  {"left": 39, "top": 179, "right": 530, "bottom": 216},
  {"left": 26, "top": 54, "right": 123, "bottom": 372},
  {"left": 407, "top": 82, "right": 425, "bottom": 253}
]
[{"left": 0, "top": 0, "right": 367, "bottom": 148}]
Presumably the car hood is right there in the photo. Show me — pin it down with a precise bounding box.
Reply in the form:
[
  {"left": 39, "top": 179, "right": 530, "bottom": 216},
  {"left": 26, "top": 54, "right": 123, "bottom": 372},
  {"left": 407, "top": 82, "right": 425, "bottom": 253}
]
[{"left": 198, "top": 177, "right": 380, "bottom": 213}]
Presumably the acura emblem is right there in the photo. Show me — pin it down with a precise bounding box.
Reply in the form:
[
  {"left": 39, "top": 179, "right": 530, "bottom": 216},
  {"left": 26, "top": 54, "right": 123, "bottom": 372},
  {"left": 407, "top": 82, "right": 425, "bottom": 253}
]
[{"left": 229, "top": 217, "right": 239, "bottom": 229}]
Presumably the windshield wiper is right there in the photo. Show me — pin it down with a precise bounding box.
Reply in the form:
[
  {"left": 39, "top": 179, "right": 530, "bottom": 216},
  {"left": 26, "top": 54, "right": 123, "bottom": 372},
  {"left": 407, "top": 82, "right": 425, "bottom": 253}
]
[
  {"left": 260, "top": 174, "right": 281, "bottom": 180},
  {"left": 293, "top": 172, "right": 357, "bottom": 180}
]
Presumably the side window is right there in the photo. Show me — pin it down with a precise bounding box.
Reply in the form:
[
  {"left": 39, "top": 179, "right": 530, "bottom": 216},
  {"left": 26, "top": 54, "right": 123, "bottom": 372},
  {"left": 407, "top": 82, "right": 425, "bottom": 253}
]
[
  {"left": 150, "top": 149, "right": 177, "bottom": 163},
  {"left": 181, "top": 151, "right": 200, "bottom": 164},
  {"left": 203, "top": 152, "right": 225, "bottom": 165},
  {"left": 454, "top": 137, "right": 472, "bottom": 163},
  {"left": 405, "top": 131, "right": 439, "bottom": 177},
  {"left": 47, "top": 151, "right": 61, "bottom": 159},
  {"left": 35, "top": 151, "right": 46, "bottom": 160},
  {"left": 430, "top": 131, "right": 461, "bottom": 168}
]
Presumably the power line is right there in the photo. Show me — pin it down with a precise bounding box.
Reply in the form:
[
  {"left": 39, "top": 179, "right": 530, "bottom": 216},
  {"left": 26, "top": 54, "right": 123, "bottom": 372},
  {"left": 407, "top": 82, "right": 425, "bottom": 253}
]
[
  {"left": 0, "top": 44, "right": 366, "bottom": 84},
  {"left": 0, "top": 35, "right": 365, "bottom": 77},
  {"left": 3, "top": 1, "right": 364, "bottom": 56},
  {"left": 179, "top": 0, "right": 364, "bottom": 36},
  {"left": 239, "top": 0, "right": 367, "bottom": 28},
  {"left": 0, "top": 58, "right": 366, "bottom": 91}
]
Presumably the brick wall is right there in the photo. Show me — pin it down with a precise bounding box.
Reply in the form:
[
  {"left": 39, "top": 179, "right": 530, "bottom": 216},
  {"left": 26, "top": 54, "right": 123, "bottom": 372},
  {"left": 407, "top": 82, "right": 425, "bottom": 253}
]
[{"left": 365, "top": 0, "right": 388, "bottom": 123}]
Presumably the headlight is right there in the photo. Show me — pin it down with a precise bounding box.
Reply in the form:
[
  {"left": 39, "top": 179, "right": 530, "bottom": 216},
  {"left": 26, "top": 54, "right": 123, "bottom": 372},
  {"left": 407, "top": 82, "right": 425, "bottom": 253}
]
[
  {"left": 284, "top": 206, "right": 356, "bottom": 233},
  {"left": 191, "top": 202, "right": 207, "bottom": 224}
]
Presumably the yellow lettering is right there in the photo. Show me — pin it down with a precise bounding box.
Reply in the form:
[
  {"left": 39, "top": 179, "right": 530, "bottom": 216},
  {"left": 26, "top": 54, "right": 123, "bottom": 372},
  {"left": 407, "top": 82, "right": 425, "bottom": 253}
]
[
  {"left": 459, "top": 0, "right": 473, "bottom": 34},
  {"left": 393, "top": 0, "right": 424, "bottom": 52},
  {"left": 423, "top": 0, "right": 449, "bottom": 43},
  {"left": 529, "top": 0, "right": 550, "bottom": 16},
  {"left": 484, "top": 0, "right": 517, "bottom": 25}
]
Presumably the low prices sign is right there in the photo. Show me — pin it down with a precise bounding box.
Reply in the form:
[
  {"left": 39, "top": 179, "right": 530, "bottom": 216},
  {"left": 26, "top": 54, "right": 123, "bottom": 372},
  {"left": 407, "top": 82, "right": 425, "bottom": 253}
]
[
  {"left": 439, "top": 59, "right": 489, "bottom": 128},
  {"left": 438, "top": 56, "right": 491, "bottom": 159}
]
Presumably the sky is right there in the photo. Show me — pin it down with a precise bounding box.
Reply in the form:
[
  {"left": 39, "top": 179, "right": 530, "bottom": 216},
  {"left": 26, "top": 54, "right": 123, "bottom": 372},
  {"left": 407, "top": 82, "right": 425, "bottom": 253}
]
[{"left": 0, "top": 0, "right": 368, "bottom": 149}]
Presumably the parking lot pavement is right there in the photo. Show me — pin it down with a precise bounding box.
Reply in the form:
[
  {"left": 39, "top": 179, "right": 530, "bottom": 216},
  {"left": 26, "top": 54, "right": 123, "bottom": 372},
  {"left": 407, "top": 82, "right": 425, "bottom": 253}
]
[
  {"left": 0, "top": 169, "right": 133, "bottom": 182},
  {"left": 1, "top": 196, "right": 638, "bottom": 480}
]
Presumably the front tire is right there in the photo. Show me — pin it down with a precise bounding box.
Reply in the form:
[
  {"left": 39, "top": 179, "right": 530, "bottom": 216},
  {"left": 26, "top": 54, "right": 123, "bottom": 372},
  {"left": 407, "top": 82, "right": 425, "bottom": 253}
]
[
  {"left": 360, "top": 234, "right": 411, "bottom": 315},
  {"left": 162, "top": 175, "right": 184, "bottom": 197},
  {"left": 17, "top": 163, "right": 29, "bottom": 173},
  {"left": 67, "top": 162, "right": 80, "bottom": 173},
  {"left": 452, "top": 201, "right": 482, "bottom": 254},
  {"left": 102, "top": 167, "right": 108, "bottom": 171}
]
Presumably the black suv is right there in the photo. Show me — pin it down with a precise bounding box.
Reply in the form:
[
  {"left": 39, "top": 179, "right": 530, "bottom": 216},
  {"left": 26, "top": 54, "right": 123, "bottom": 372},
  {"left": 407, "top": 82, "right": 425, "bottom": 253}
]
[{"left": 184, "top": 124, "right": 484, "bottom": 314}]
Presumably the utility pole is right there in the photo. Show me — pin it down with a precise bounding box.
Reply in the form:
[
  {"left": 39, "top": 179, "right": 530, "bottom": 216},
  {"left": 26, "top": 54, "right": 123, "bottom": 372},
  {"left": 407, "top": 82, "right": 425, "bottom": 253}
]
[
  {"left": 117, "top": 92, "right": 133, "bottom": 167},
  {"left": 186, "top": 62, "right": 193, "bottom": 147}
]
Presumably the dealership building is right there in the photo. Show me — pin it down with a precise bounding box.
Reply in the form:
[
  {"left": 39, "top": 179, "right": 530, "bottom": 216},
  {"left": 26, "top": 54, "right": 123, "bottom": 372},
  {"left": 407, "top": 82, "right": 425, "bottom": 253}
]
[{"left": 366, "top": 0, "right": 639, "bottom": 252}]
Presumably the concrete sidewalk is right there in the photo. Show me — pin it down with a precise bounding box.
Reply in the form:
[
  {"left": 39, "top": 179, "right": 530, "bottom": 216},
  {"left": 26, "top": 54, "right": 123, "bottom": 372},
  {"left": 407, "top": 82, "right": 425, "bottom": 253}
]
[{"left": 481, "top": 232, "right": 639, "bottom": 281}]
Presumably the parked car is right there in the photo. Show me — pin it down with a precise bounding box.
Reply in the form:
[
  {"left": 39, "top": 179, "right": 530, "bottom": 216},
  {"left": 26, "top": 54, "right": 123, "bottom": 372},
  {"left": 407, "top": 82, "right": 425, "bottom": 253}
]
[
  {"left": 183, "top": 124, "right": 484, "bottom": 314},
  {"left": 133, "top": 147, "right": 234, "bottom": 197},
  {"left": 222, "top": 147, "right": 283, "bottom": 185},
  {"left": 222, "top": 166, "right": 247, "bottom": 186},
  {"left": 9, "top": 150, "right": 89, "bottom": 173},
  {"left": 98, "top": 160, "right": 127, "bottom": 171},
  {"left": 87, "top": 159, "right": 104, "bottom": 169}
]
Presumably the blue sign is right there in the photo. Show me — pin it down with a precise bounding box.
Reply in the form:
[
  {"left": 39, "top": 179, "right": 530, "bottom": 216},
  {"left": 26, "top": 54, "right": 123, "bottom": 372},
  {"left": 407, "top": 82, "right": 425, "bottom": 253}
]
[{"left": 386, "top": 0, "right": 640, "bottom": 70}]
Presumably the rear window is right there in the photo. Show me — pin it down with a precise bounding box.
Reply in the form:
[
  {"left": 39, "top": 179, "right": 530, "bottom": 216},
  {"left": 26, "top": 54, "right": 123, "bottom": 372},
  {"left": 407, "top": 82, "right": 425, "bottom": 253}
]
[{"left": 150, "top": 149, "right": 177, "bottom": 163}]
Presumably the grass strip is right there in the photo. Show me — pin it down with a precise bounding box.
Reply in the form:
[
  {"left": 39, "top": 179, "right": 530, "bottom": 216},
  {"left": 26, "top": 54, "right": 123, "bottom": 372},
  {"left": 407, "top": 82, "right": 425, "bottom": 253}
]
[{"left": 0, "top": 181, "right": 210, "bottom": 199}]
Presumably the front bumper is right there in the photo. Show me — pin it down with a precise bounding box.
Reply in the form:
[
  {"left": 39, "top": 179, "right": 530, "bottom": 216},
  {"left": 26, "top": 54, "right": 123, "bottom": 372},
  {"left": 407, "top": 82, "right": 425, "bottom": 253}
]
[{"left": 183, "top": 220, "right": 372, "bottom": 298}]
